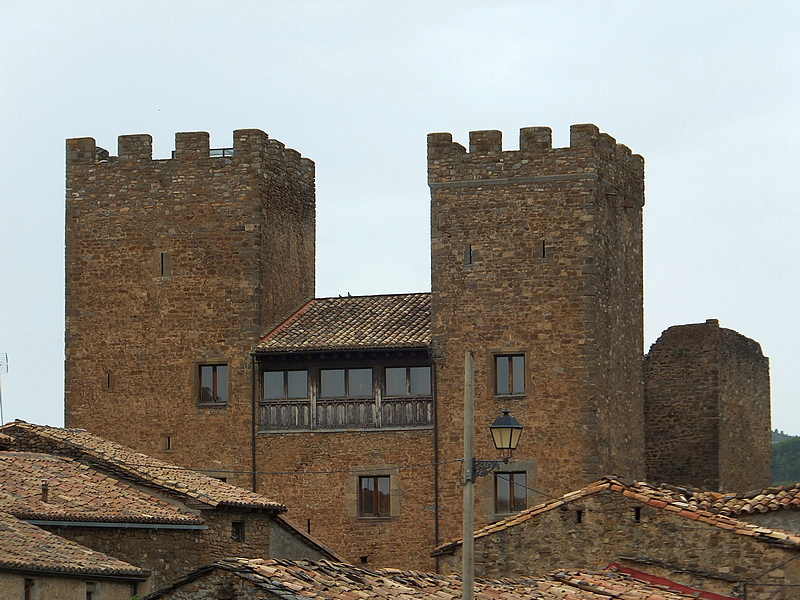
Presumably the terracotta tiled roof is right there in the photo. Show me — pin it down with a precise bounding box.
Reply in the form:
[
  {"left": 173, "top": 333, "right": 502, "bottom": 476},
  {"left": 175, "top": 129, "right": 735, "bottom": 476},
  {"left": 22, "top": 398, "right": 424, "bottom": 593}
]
[
  {"left": 678, "top": 484, "right": 800, "bottom": 517},
  {"left": 143, "top": 558, "right": 706, "bottom": 599},
  {"left": 0, "top": 511, "right": 149, "bottom": 579},
  {"left": 257, "top": 293, "right": 431, "bottom": 352},
  {"left": 0, "top": 451, "right": 202, "bottom": 525},
  {"left": 1, "top": 422, "right": 285, "bottom": 512},
  {"left": 432, "top": 476, "right": 800, "bottom": 557}
]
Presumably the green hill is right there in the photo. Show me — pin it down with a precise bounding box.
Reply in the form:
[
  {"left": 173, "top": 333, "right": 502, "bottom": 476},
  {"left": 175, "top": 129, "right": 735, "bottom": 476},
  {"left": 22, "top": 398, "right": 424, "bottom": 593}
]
[{"left": 772, "top": 434, "right": 800, "bottom": 486}]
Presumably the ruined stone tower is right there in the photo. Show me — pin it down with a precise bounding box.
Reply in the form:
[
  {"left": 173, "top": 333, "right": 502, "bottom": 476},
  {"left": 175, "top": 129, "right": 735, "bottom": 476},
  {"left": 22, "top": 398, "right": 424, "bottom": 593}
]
[
  {"left": 65, "top": 130, "right": 315, "bottom": 483},
  {"left": 428, "top": 125, "right": 645, "bottom": 538},
  {"left": 645, "top": 319, "right": 771, "bottom": 491}
]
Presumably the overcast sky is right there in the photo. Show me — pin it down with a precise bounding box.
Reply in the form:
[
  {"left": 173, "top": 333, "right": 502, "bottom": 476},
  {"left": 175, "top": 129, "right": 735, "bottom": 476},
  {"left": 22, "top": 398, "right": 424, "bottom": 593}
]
[{"left": 1, "top": 1, "right": 798, "bottom": 434}]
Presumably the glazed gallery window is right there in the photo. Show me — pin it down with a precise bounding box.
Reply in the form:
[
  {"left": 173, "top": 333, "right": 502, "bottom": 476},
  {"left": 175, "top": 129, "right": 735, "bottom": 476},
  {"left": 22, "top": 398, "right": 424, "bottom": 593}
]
[
  {"left": 199, "top": 364, "right": 228, "bottom": 403},
  {"left": 263, "top": 370, "right": 308, "bottom": 399},
  {"left": 320, "top": 368, "right": 373, "bottom": 398},
  {"left": 259, "top": 365, "right": 434, "bottom": 431},
  {"left": 385, "top": 366, "right": 431, "bottom": 396},
  {"left": 495, "top": 471, "right": 527, "bottom": 513},
  {"left": 359, "top": 475, "right": 390, "bottom": 517},
  {"left": 495, "top": 354, "right": 525, "bottom": 395}
]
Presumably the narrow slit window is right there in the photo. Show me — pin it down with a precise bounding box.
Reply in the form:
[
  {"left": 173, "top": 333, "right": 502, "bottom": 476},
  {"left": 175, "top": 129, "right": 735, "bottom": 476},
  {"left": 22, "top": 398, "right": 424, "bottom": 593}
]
[
  {"left": 464, "top": 244, "right": 473, "bottom": 265},
  {"left": 232, "top": 521, "right": 245, "bottom": 542},
  {"left": 160, "top": 252, "right": 171, "bottom": 277}
]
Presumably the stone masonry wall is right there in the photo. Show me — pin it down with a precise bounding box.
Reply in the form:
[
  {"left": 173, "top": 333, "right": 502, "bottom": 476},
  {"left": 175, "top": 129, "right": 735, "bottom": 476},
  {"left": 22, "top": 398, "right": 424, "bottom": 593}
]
[
  {"left": 0, "top": 573, "right": 143, "bottom": 600},
  {"left": 42, "top": 508, "right": 274, "bottom": 590},
  {"left": 644, "top": 319, "right": 770, "bottom": 491},
  {"left": 428, "top": 125, "right": 645, "bottom": 545},
  {"left": 255, "top": 427, "right": 437, "bottom": 571},
  {"left": 64, "top": 130, "right": 315, "bottom": 487},
  {"left": 438, "top": 491, "right": 800, "bottom": 600}
]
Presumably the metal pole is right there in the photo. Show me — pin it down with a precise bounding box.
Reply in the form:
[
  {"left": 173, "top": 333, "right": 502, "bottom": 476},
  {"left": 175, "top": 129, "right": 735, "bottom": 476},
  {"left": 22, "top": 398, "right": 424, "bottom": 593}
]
[{"left": 462, "top": 350, "right": 475, "bottom": 600}]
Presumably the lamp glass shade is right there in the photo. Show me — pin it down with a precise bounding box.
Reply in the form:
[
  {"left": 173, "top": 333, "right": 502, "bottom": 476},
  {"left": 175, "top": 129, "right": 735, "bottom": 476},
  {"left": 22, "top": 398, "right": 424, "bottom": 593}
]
[{"left": 489, "top": 410, "right": 523, "bottom": 451}]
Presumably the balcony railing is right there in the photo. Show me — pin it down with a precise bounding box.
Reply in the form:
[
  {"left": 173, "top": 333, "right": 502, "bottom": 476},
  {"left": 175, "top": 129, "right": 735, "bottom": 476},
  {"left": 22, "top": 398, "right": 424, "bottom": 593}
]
[{"left": 259, "top": 396, "right": 433, "bottom": 431}]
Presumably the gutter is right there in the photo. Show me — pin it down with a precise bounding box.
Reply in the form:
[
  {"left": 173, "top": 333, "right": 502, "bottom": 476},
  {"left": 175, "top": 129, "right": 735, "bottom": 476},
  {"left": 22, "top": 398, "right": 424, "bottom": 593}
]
[{"left": 26, "top": 520, "right": 207, "bottom": 530}]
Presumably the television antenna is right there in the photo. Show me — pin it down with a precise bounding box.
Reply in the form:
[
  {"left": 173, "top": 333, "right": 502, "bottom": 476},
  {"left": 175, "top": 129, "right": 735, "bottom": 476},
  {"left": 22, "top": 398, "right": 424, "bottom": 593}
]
[{"left": 0, "top": 353, "right": 7, "bottom": 425}]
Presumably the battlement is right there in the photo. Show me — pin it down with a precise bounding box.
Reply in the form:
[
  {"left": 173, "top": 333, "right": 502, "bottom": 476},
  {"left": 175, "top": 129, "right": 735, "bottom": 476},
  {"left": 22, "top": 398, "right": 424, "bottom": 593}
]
[
  {"left": 66, "top": 129, "right": 315, "bottom": 184},
  {"left": 427, "top": 124, "right": 643, "bottom": 185}
]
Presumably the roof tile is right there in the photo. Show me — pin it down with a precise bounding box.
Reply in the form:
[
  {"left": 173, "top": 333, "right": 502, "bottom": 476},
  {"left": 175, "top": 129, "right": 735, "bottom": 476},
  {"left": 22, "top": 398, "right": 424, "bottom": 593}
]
[{"left": 257, "top": 293, "right": 431, "bottom": 352}]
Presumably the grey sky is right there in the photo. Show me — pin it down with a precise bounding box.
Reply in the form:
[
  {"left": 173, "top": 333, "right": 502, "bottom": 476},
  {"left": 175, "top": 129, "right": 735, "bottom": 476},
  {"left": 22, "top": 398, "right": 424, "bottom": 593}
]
[{"left": 1, "top": 2, "right": 798, "bottom": 432}]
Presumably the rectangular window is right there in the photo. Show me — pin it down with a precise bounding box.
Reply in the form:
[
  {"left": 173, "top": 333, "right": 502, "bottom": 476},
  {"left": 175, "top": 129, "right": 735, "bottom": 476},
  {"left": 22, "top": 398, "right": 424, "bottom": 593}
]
[
  {"left": 495, "top": 472, "right": 527, "bottom": 513},
  {"left": 320, "top": 368, "right": 373, "bottom": 398},
  {"left": 495, "top": 354, "right": 525, "bottom": 395},
  {"left": 199, "top": 364, "right": 228, "bottom": 403},
  {"left": 24, "top": 579, "right": 35, "bottom": 600},
  {"left": 263, "top": 370, "right": 308, "bottom": 399},
  {"left": 385, "top": 366, "right": 432, "bottom": 396},
  {"left": 85, "top": 582, "right": 97, "bottom": 600},
  {"left": 359, "top": 475, "right": 390, "bottom": 517},
  {"left": 232, "top": 520, "right": 245, "bottom": 542}
]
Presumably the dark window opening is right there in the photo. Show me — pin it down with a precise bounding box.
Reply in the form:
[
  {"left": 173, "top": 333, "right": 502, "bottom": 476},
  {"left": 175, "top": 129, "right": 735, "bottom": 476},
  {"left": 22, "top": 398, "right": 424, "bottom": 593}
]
[
  {"left": 320, "top": 368, "right": 372, "bottom": 398},
  {"left": 464, "top": 244, "right": 474, "bottom": 265},
  {"left": 103, "top": 372, "right": 114, "bottom": 391},
  {"left": 542, "top": 240, "right": 547, "bottom": 258},
  {"left": 86, "top": 582, "right": 97, "bottom": 600},
  {"left": 232, "top": 520, "right": 245, "bottom": 542},
  {"left": 575, "top": 509, "right": 583, "bottom": 524},
  {"left": 160, "top": 252, "right": 171, "bottom": 277},
  {"left": 495, "top": 355, "right": 525, "bottom": 395},
  {"left": 24, "top": 579, "right": 35, "bottom": 600},
  {"left": 360, "top": 556, "right": 369, "bottom": 565},
  {"left": 359, "top": 475, "right": 390, "bottom": 517},
  {"left": 385, "top": 366, "right": 432, "bottom": 396},
  {"left": 495, "top": 472, "right": 527, "bottom": 513},
  {"left": 634, "top": 507, "right": 642, "bottom": 522},
  {"left": 199, "top": 364, "right": 228, "bottom": 403},
  {"left": 162, "top": 435, "right": 172, "bottom": 451},
  {"left": 263, "top": 370, "right": 308, "bottom": 400}
]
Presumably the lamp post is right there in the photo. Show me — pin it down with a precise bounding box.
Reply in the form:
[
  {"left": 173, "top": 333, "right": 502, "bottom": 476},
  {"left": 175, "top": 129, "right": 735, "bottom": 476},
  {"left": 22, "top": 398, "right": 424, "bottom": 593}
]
[{"left": 462, "top": 351, "right": 523, "bottom": 600}]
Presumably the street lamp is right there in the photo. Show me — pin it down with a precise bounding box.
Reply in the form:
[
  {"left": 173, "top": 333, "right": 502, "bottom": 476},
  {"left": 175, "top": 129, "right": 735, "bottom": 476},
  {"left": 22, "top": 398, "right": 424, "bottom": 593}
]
[{"left": 462, "top": 352, "right": 523, "bottom": 600}]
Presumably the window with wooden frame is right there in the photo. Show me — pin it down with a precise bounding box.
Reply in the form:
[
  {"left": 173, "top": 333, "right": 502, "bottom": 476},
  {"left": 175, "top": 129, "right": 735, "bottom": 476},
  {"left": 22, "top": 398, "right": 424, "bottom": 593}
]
[
  {"left": 320, "top": 368, "right": 372, "bottom": 398},
  {"left": 358, "top": 475, "right": 390, "bottom": 517},
  {"left": 495, "top": 471, "right": 527, "bottom": 513},
  {"left": 263, "top": 370, "right": 308, "bottom": 400},
  {"left": 199, "top": 364, "right": 228, "bottom": 403},
  {"left": 384, "top": 366, "right": 431, "bottom": 396},
  {"left": 495, "top": 354, "right": 525, "bottom": 395}
]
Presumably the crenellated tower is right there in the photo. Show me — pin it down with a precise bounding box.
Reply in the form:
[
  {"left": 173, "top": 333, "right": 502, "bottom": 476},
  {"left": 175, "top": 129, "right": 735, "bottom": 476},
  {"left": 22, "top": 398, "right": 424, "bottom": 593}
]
[
  {"left": 429, "top": 124, "right": 645, "bottom": 538},
  {"left": 65, "top": 130, "right": 315, "bottom": 485}
]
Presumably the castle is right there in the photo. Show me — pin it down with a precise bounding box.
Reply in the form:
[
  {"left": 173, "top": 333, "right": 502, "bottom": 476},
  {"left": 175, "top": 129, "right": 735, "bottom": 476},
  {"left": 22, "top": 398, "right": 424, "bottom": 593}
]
[{"left": 63, "top": 125, "right": 771, "bottom": 570}]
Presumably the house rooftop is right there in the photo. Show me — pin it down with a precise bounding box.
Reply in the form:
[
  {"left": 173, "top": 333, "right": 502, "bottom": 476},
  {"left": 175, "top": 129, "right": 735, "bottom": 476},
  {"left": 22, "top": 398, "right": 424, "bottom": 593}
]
[
  {"left": 432, "top": 476, "right": 800, "bottom": 557},
  {"left": 0, "top": 511, "right": 149, "bottom": 580},
  {"left": 680, "top": 483, "right": 800, "bottom": 517},
  {"left": 142, "top": 557, "right": 713, "bottom": 599},
  {"left": 0, "top": 451, "right": 202, "bottom": 525},
  {"left": 257, "top": 293, "right": 431, "bottom": 352},
  {"left": 1, "top": 421, "right": 286, "bottom": 512}
]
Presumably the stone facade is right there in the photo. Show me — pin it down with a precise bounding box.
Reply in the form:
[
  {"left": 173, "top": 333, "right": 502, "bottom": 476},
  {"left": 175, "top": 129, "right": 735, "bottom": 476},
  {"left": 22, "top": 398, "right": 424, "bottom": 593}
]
[
  {"left": 434, "top": 478, "right": 800, "bottom": 600},
  {"left": 65, "top": 130, "right": 315, "bottom": 488},
  {"left": 63, "top": 126, "right": 771, "bottom": 572},
  {"left": 0, "top": 573, "right": 141, "bottom": 600},
  {"left": 645, "top": 319, "right": 771, "bottom": 491},
  {"left": 429, "top": 125, "right": 645, "bottom": 545}
]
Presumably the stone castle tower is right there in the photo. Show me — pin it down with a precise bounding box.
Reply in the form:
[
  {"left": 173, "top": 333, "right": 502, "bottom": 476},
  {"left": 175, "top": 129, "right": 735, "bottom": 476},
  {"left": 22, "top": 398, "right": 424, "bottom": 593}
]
[
  {"left": 63, "top": 124, "right": 770, "bottom": 570},
  {"left": 65, "top": 130, "right": 315, "bottom": 481},
  {"left": 428, "top": 125, "right": 645, "bottom": 537},
  {"left": 645, "top": 319, "right": 771, "bottom": 491}
]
